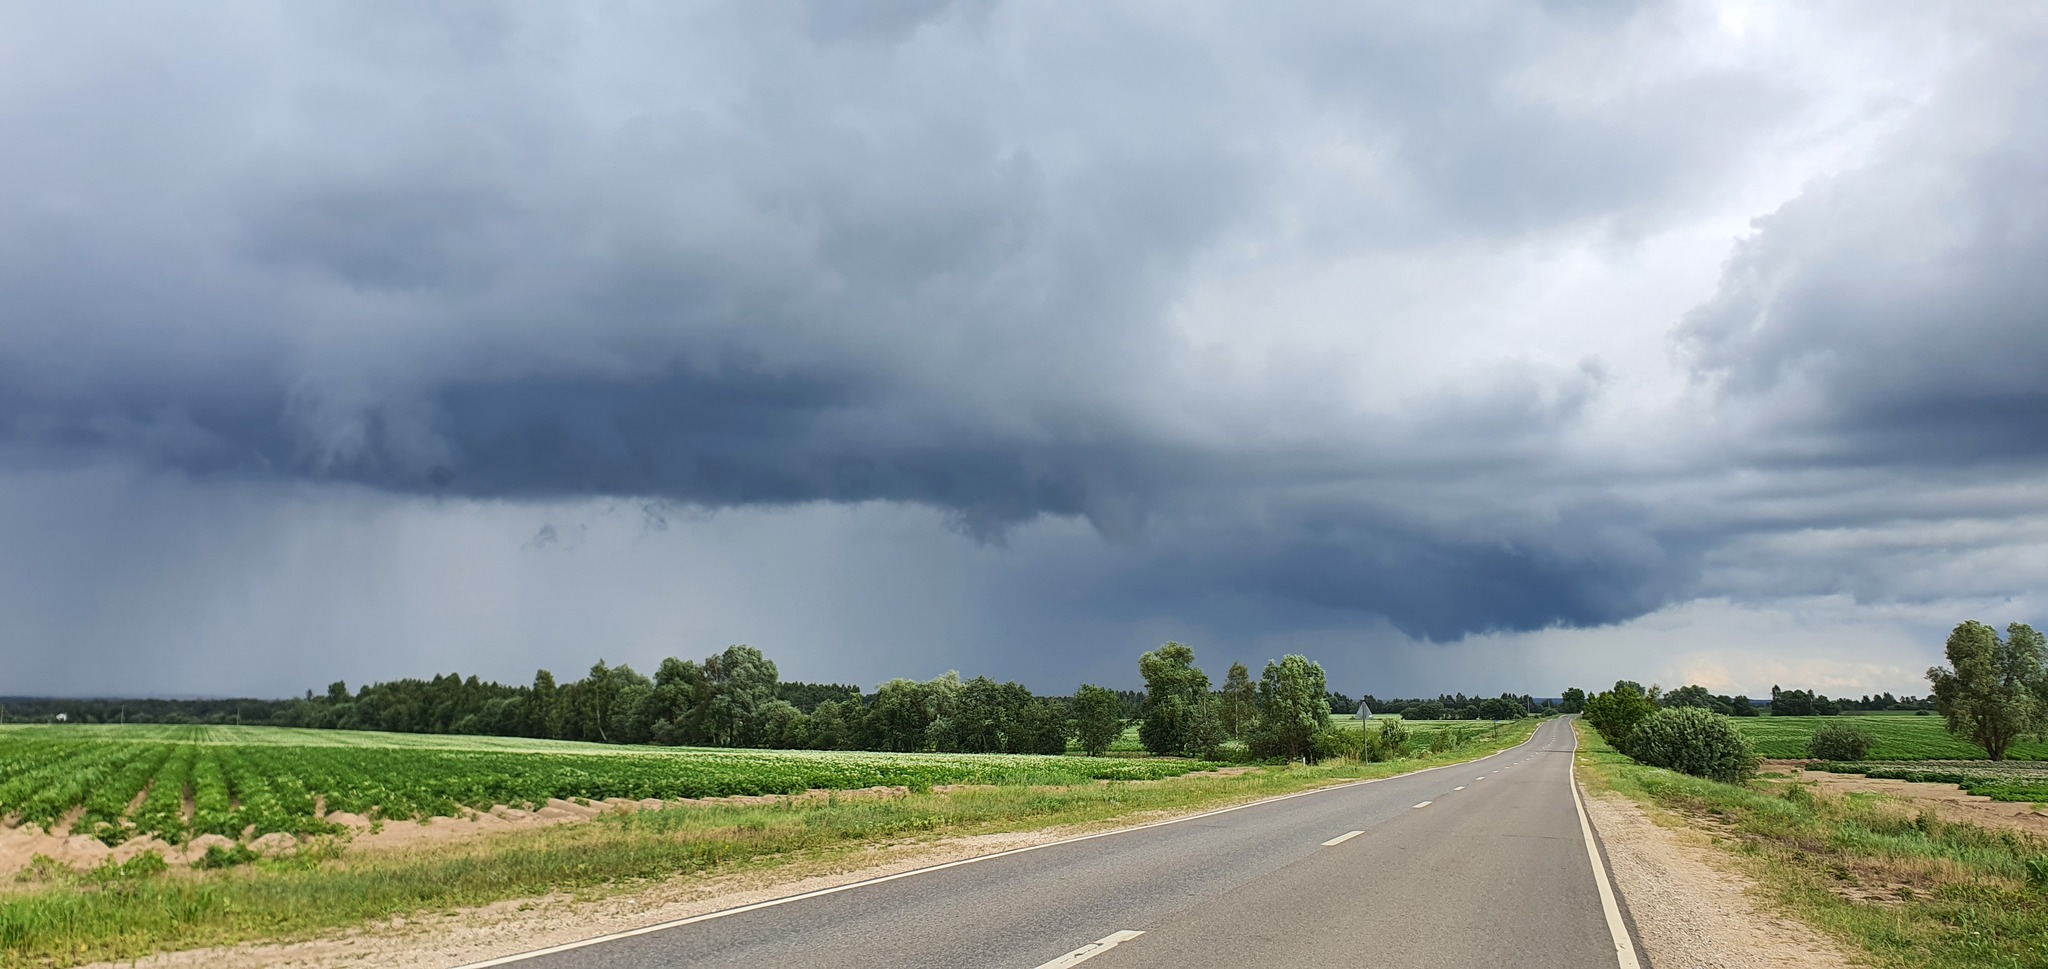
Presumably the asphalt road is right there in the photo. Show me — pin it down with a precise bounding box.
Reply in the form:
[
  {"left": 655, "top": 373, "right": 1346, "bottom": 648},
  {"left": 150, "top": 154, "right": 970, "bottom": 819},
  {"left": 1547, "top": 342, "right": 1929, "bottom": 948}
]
[{"left": 469, "top": 717, "right": 1635, "bottom": 969}]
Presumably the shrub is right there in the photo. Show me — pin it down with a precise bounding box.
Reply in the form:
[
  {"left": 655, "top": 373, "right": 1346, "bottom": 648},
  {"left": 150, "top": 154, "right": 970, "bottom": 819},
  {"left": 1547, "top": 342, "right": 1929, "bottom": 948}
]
[
  {"left": 1625, "top": 707, "right": 1759, "bottom": 784},
  {"left": 1365, "top": 718, "right": 1411, "bottom": 762},
  {"left": 1808, "top": 721, "right": 1876, "bottom": 761},
  {"left": 1311, "top": 726, "right": 1362, "bottom": 763}
]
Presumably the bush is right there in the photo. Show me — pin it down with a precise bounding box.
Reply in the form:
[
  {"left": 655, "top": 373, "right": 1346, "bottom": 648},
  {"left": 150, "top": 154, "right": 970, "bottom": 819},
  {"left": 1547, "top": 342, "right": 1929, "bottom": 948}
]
[
  {"left": 1808, "top": 721, "right": 1876, "bottom": 761},
  {"left": 1311, "top": 726, "right": 1362, "bottom": 763},
  {"left": 1625, "top": 707, "right": 1759, "bottom": 784},
  {"left": 1365, "top": 718, "right": 1411, "bottom": 762}
]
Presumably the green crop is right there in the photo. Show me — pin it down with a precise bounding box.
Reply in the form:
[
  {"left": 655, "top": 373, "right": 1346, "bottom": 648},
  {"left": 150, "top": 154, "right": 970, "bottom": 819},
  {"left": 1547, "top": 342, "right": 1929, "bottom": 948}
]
[
  {"left": 1813, "top": 760, "right": 2048, "bottom": 803},
  {"left": 0, "top": 724, "right": 1215, "bottom": 845},
  {"left": 1731, "top": 714, "right": 2048, "bottom": 761}
]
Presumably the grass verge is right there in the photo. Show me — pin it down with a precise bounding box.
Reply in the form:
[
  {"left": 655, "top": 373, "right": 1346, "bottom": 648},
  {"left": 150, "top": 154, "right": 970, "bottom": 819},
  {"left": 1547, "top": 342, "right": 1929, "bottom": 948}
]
[
  {"left": 1574, "top": 722, "right": 2048, "bottom": 968},
  {"left": 3, "top": 720, "right": 1536, "bottom": 968}
]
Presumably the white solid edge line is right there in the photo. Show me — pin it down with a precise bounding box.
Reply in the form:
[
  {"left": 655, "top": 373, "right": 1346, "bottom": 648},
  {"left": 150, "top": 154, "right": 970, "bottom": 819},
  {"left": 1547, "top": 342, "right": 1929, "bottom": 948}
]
[
  {"left": 1035, "top": 929, "right": 1146, "bottom": 969},
  {"left": 1321, "top": 830, "right": 1365, "bottom": 846},
  {"left": 1568, "top": 720, "right": 1643, "bottom": 969},
  {"left": 449, "top": 728, "right": 1547, "bottom": 968}
]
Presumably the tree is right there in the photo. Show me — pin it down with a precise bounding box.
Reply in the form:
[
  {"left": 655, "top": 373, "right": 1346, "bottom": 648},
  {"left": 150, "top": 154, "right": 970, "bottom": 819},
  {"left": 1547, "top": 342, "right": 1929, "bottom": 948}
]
[
  {"left": 1220, "top": 662, "right": 1258, "bottom": 740},
  {"left": 1661, "top": 684, "right": 1729, "bottom": 713},
  {"left": 1072, "top": 685, "right": 1125, "bottom": 756},
  {"left": 700, "top": 645, "right": 780, "bottom": 747},
  {"left": 1138, "top": 643, "right": 1216, "bottom": 757},
  {"left": 1582, "top": 680, "right": 1659, "bottom": 751},
  {"left": 1560, "top": 688, "right": 1587, "bottom": 714},
  {"left": 1927, "top": 620, "right": 2047, "bottom": 761},
  {"left": 1250, "top": 655, "right": 1333, "bottom": 761},
  {"left": 1476, "top": 695, "right": 1523, "bottom": 721},
  {"left": 1011, "top": 698, "right": 1072, "bottom": 755}
]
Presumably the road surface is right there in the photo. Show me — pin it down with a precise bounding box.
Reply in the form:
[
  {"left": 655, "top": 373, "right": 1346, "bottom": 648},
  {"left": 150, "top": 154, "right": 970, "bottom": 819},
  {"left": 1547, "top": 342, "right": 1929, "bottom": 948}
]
[{"left": 465, "top": 717, "right": 1638, "bottom": 969}]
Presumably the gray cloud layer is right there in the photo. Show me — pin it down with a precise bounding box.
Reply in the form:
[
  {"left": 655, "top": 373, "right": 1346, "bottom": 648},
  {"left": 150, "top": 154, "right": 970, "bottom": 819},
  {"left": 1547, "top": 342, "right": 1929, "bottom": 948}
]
[{"left": 2, "top": 1, "right": 2044, "bottom": 689}]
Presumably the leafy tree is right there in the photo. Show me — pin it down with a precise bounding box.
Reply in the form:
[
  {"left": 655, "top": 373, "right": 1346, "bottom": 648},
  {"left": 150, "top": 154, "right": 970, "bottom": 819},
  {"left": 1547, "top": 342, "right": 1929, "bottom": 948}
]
[
  {"left": 953, "top": 676, "right": 1013, "bottom": 754},
  {"left": 697, "top": 646, "right": 780, "bottom": 747},
  {"left": 531, "top": 669, "right": 561, "bottom": 739},
  {"left": 1072, "top": 684, "right": 1125, "bottom": 756},
  {"left": 1927, "top": 621, "right": 2047, "bottom": 761},
  {"left": 1138, "top": 643, "right": 1216, "bottom": 757},
  {"left": 1011, "top": 698, "right": 1072, "bottom": 755},
  {"left": 1661, "top": 684, "right": 1731, "bottom": 714},
  {"left": 1404, "top": 700, "right": 1446, "bottom": 721},
  {"left": 1250, "top": 655, "right": 1333, "bottom": 761},
  {"left": 1583, "top": 680, "right": 1658, "bottom": 750},
  {"left": 1560, "top": 687, "right": 1587, "bottom": 714},
  {"left": 1220, "top": 662, "right": 1258, "bottom": 740},
  {"left": 648, "top": 657, "right": 706, "bottom": 745},
  {"left": 865, "top": 673, "right": 960, "bottom": 752},
  {"left": 1476, "top": 695, "right": 1525, "bottom": 721},
  {"left": 806, "top": 698, "right": 866, "bottom": 750}
]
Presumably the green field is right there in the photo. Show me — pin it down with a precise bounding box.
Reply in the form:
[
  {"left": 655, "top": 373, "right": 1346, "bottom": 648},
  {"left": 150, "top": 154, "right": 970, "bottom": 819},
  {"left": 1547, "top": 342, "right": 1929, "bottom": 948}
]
[
  {"left": 0, "top": 724, "right": 1214, "bottom": 847},
  {"left": 1730, "top": 714, "right": 2048, "bottom": 761}
]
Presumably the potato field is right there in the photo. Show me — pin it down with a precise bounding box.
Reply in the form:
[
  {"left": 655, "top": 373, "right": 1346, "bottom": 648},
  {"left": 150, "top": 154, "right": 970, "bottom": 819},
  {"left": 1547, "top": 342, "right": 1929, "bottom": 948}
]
[
  {"left": 1809, "top": 761, "right": 2048, "bottom": 803},
  {"left": 1730, "top": 714, "right": 2048, "bottom": 761},
  {"left": 0, "top": 724, "right": 1213, "bottom": 847}
]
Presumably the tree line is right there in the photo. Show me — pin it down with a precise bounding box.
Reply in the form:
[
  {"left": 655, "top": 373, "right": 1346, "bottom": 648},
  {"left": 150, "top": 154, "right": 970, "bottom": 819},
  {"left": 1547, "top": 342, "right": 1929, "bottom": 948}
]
[
  {"left": 13, "top": 641, "right": 1568, "bottom": 763},
  {"left": 1357, "top": 693, "right": 1549, "bottom": 721}
]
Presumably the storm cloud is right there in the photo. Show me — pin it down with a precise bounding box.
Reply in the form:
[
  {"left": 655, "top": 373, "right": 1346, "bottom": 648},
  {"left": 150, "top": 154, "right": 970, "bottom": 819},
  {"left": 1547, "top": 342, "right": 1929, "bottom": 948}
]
[{"left": 1, "top": 1, "right": 2042, "bottom": 695}]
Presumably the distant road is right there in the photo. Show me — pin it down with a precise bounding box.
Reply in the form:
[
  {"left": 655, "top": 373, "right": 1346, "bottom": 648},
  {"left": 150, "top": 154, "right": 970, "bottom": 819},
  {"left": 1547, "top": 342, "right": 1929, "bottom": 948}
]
[{"left": 463, "top": 717, "right": 1639, "bottom": 969}]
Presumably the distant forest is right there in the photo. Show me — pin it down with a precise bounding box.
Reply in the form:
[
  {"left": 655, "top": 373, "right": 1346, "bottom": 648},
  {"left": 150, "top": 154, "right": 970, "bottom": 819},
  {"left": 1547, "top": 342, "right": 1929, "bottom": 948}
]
[{"left": 2, "top": 645, "right": 1932, "bottom": 754}]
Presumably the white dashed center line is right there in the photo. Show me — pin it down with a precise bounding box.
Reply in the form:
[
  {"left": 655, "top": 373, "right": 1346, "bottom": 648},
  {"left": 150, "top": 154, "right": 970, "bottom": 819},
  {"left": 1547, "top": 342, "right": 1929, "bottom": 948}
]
[
  {"left": 1453, "top": 786, "right": 1465, "bottom": 791},
  {"left": 1412, "top": 800, "right": 1433, "bottom": 809},
  {"left": 1035, "top": 930, "right": 1146, "bottom": 969},
  {"left": 1322, "top": 830, "right": 1365, "bottom": 847}
]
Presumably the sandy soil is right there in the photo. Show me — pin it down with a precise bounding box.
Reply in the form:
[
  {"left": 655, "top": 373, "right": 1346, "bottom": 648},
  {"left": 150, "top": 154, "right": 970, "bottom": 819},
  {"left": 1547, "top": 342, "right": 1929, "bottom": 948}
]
[
  {"left": 3, "top": 767, "right": 1263, "bottom": 879},
  {"left": 0, "top": 786, "right": 923, "bottom": 878},
  {"left": 1761, "top": 760, "right": 2048, "bottom": 839},
  {"left": 1583, "top": 789, "right": 1853, "bottom": 969}
]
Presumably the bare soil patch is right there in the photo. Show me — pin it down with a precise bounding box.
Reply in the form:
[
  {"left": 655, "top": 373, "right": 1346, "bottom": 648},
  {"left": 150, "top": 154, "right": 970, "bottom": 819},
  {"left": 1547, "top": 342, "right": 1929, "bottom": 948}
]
[
  {"left": 1763, "top": 760, "right": 2048, "bottom": 839},
  {"left": 1584, "top": 788, "right": 1852, "bottom": 969}
]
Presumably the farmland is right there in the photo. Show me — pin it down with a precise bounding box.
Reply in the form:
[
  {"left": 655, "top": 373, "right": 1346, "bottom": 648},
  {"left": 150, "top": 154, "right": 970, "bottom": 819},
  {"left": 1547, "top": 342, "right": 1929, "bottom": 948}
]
[
  {"left": 1812, "top": 761, "right": 2048, "bottom": 803},
  {"left": 0, "top": 724, "right": 1214, "bottom": 846},
  {"left": 1729, "top": 714, "right": 2048, "bottom": 761}
]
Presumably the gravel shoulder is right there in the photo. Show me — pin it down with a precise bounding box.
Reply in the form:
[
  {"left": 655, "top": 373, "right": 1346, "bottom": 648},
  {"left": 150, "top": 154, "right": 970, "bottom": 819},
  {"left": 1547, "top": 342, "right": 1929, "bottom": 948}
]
[{"left": 1584, "top": 788, "right": 1855, "bottom": 969}]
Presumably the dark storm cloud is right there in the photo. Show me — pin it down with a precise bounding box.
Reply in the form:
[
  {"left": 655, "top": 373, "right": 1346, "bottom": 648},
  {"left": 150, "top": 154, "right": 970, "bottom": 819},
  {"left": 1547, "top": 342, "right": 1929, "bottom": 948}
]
[{"left": 0, "top": 0, "right": 2036, "bottom": 653}]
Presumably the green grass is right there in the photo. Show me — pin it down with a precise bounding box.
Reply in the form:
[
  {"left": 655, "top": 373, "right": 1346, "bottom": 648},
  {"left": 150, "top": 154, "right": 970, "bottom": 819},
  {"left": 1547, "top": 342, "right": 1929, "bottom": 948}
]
[
  {"left": 0, "top": 720, "right": 1539, "bottom": 967},
  {"left": 1730, "top": 714, "right": 2048, "bottom": 761},
  {"left": 0, "top": 725, "right": 1215, "bottom": 847},
  {"left": 1576, "top": 722, "right": 2048, "bottom": 969}
]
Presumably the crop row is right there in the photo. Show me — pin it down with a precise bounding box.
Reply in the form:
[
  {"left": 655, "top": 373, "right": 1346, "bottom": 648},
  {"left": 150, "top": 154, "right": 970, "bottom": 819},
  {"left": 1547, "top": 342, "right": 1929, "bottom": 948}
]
[
  {"left": 0, "top": 728, "right": 1214, "bottom": 845},
  {"left": 1815, "top": 760, "right": 2048, "bottom": 803}
]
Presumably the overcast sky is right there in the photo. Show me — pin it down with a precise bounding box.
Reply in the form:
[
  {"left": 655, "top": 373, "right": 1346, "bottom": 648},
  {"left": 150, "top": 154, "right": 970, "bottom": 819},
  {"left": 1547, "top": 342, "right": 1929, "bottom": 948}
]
[{"left": 3, "top": 0, "right": 2044, "bottom": 700}]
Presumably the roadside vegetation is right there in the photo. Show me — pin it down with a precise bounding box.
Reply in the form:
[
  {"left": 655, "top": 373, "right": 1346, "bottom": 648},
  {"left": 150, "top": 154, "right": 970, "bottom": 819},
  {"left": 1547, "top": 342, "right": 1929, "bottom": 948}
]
[
  {"left": 1577, "top": 723, "right": 2048, "bottom": 969},
  {"left": 0, "top": 718, "right": 1537, "bottom": 967}
]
